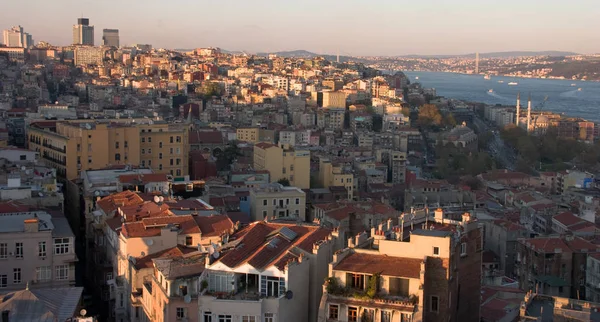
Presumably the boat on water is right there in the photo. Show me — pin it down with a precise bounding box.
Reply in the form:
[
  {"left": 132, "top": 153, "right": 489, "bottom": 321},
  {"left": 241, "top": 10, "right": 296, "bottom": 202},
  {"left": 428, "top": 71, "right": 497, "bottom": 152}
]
[
  {"left": 508, "top": 82, "right": 518, "bottom": 86},
  {"left": 571, "top": 83, "right": 577, "bottom": 86},
  {"left": 415, "top": 76, "right": 419, "bottom": 80},
  {"left": 497, "top": 80, "right": 504, "bottom": 83},
  {"left": 578, "top": 88, "right": 582, "bottom": 91},
  {"left": 484, "top": 75, "right": 491, "bottom": 80},
  {"left": 488, "top": 89, "right": 494, "bottom": 93}
]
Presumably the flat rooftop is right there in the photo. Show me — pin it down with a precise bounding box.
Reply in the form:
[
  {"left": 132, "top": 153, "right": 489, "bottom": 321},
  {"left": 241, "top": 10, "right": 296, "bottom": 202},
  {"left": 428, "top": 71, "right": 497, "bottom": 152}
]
[{"left": 0, "top": 212, "right": 54, "bottom": 233}]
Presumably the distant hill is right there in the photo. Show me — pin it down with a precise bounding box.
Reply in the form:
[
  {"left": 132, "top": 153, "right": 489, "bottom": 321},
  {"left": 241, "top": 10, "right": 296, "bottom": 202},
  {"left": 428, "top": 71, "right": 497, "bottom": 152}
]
[
  {"left": 400, "top": 51, "right": 579, "bottom": 59},
  {"left": 256, "top": 50, "right": 318, "bottom": 58}
]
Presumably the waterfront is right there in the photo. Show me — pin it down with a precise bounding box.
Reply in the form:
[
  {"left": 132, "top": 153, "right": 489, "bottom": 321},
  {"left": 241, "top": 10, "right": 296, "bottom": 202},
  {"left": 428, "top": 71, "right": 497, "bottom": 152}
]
[{"left": 404, "top": 71, "right": 600, "bottom": 122}]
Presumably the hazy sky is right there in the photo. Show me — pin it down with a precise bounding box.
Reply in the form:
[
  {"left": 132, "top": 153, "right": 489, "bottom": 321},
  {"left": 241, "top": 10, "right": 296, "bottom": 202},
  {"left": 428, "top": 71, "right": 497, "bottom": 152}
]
[{"left": 2, "top": 0, "right": 599, "bottom": 56}]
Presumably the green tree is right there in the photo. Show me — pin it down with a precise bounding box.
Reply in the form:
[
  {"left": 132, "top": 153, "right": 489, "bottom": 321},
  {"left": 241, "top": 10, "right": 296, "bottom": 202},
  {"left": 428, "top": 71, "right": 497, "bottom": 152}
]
[
  {"left": 417, "top": 104, "right": 443, "bottom": 128},
  {"left": 277, "top": 178, "right": 291, "bottom": 186}
]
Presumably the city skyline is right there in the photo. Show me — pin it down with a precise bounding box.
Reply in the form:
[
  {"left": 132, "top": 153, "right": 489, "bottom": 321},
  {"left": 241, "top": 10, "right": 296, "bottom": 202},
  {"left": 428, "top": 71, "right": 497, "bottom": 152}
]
[{"left": 1, "top": 0, "right": 599, "bottom": 56}]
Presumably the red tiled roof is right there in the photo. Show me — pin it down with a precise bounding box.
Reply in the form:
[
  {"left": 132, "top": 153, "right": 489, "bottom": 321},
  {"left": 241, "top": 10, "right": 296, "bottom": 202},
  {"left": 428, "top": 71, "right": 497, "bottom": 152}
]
[
  {"left": 521, "top": 236, "right": 599, "bottom": 253},
  {"left": 96, "top": 190, "right": 144, "bottom": 215},
  {"left": 226, "top": 212, "right": 251, "bottom": 225},
  {"left": 133, "top": 245, "right": 198, "bottom": 270},
  {"left": 493, "top": 219, "right": 525, "bottom": 232},
  {"left": 119, "top": 201, "right": 172, "bottom": 222},
  {"left": 333, "top": 252, "right": 422, "bottom": 278},
  {"left": 254, "top": 142, "right": 277, "bottom": 149},
  {"left": 0, "top": 201, "right": 31, "bottom": 213},
  {"left": 189, "top": 130, "right": 224, "bottom": 145},
  {"left": 121, "top": 215, "right": 200, "bottom": 238},
  {"left": 195, "top": 215, "right": 234, "bottom": 237},
  {"left": 553, "top": 211, "right": 583, "bottom": 228}
]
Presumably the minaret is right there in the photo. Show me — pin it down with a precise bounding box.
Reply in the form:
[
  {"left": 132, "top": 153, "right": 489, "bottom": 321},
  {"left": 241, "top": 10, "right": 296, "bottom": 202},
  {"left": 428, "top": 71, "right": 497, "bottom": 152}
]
[
  {"left": 526, "top": 93, "right": 532, "bottom": 133},
  {"left": 515, "top": 92, "right": 521, "bottom": 126}
]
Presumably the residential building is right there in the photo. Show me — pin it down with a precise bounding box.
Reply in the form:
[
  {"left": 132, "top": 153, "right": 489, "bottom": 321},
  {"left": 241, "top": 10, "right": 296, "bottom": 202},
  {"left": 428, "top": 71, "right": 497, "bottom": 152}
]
[
  {"left": 319, "top": 211, "right": 482, "bottom": 322},
  {"left": 28, "top": 120, "right": 189, "bottom": 180},
  {"left": 515, "top": 235, "right": 600, "bottom": 299},
  {"left": 318, "top": 157, "right": 353, "bottom": 200},
  {"left": 236, "top": 127, "right": 275, "bottom": 144},
  {"left": 322, "top": 91, "right": 347, "bottom": 108},
  {"left": 249, "top": 183, "right": 306, "bottom": 222},
  {"left": 435, "top": 123, "right": 478, "bottom": 151},
  {"left": 389, "top": 151, "right": 407, "bottom": 184},
  {"left": 102, "top": 29, "right": 119, "bottom": 47},
  {"left": 483, "top": 219, "right": 529, "bottom": 279},
  {"left": 74, "top": 46, "right": 105, "bottom": 66},
  {"left": 585, "top": 254, "right": 600, "bottom": 303},
  {"left": 0, "top": 205, "right": 77, "bottom": 293},
  {"left": 198, "top": 222, "right": 338, "bottom": 322},
  {"left": 556, "top": 170, "right": 594, "bottom": 195},
  {"left": 73, "top": 18, "right": 94, "bottom": 45},
  {"left": 0, "top": 47, "right": 26, "bottom": 62},
  {"left": 253, "top": 143, "right": 310, "bottom": 189}
]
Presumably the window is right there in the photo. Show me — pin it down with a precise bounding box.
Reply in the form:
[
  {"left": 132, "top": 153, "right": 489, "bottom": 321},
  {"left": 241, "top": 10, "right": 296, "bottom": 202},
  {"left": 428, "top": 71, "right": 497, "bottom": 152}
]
[
  {"left": 348, "top": 273, "right": 365, "bottom": 289},
  {"left": 159, "top": 164, "right": 163, "bottom": 171},
  {"left": 185, "top": 236, "right": 192, "bottom": 246},
  {"left": 263, "top": 200, "right": 268, "bottom": 206},
  {"left": 56, "top": 265, "right": 69, "bottom": 280},
  {"left": 242, "top": 316, "right": 256, "bottom": 322},
  {"left": 430, "top": 295, "right": 439, "bottom": 312},
  {"left": 38, "top": 242, "right": 46, "bottom": 257},
  {"left": 176, "top": 136, "right": 181, "bottom": 143},
  {"left": 460, "top": 242, "right": 467, "bottom": 256},
  {"left": 20, "top": 154, "right": 27, "bottom": 160},
  {"left": 266, "top": 276, "right": 280, "bottom": 297},
  {"left": 15, "top": 242, "right": 23, "bottom": 258},
  {"left": 295, "top": 198, "right": 300, "bottom": 205},
  {"left": 203, "top": 312, "right": 212, "bottom": 322},
  {"left": 176, "top": 158, "right": 181, "bottom": 165},
  {"left": 263, "top": 211, "right": 267, "bottom": 218},
  {"left": 124, "top": 141, "right": 128, "bottom": 148},
  {"left": 0, "top": 275, "right": 6, "bottom": 288},
  {"left": 36, "top": 266, "right": 51, "bottom": 281},
  {"left": 400, "top": 313, "right": 413, "bottom": 322},
  {"left": 13, "top": 268, "right": 21, "bottom": 284},
  {"left": 159, "top": 142, "right": 163, "bottom": 148},
  {"left": 176, "top": 148, "right": 181, "bottom": 154},
  {"left": 328, "top": 304, "right": 339, "bottom": 319},
  {"left": 115, "top": 153, "right": 121, "bottom": 161},
  {"left": 264, "top": 313, "right": 274, "bottom": 322},
  {"left": 381, "top": 311, "right": 391, "bottom": 322},
  {"left": 142, "top": 138, "right": 145, "bottom": 143},
  {"left": 433, "top": 247, "right": 440, "bottom": 256},
  {"left": 170, "top": 148, "right": 174, "bottom": 154},
  {"left": 0, "top": 243, "right": 7, "bottom": 259},
  {"left": 170, "top": 159, "right": 174, "bottom": 166},
  {"left": 290, "top": 164, "right": 294, "bottom": 171},
  {"left": 176, "top": 307, "right": 187, "bottom": 319},
  {"left": 170, "top": 136, "right": 174, "bottom": 143},
  {"left": 348, "top": 307, "right": 358, "bottom": 322},
  {"left": 159, "top": 153, "right": 163, "bottom": 159},
  {"left": 106, "top": 272, "right": 113, "bottom": 281},
  {"left": 115, "top": 142, "right": 119, "bottom": 149},
  {"left": 148, "top": 137, "right": 152, "bottom": 143},
  {"left": 362, "top": 309, "right": 375, "bottom": 322},
  {"left": 54, "top": 238, "right": 70, "bottom": 254},
  {"left": 218, "top": 315, "right": 232, "bottom": 322}
]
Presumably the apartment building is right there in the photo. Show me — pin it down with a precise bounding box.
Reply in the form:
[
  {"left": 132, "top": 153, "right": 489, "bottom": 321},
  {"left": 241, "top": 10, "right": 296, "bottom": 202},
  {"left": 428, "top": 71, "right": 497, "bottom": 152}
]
[
  {"left": 319, "top": 211, "right": 482, "bottom": 322},
  {"left": 198, "top": 222, "right": 338, "bottom": 322},
  {"left": 0, "top": 205, "right": 76, "bottom": 293},
  {"left": 253, "top": 143, "right": 310, "bottom": 189},
  {"left": 389, "top": 151, "right": 407, "bottom": 184},
  {"left": 318, "top": 157, "right": 353, "bottom": 200},
  {"left": 515, "top": 235, "right": 600, "bottom": 299},
  {"left": 585, "top": 254, "right": 600, "bottom": 303},
  {"left": 249, "top": 183, "right": 306, "bottom": 222},
  {"left": 483, "top": 219, "right": 529, "bottom": 279},
  {"left": 322, "top": 91, "right": 347, "bottom": 109},
  {"left": 28, "top": 120, "right": 189, "bottom": 180},
  {"left": 236, "top": 127, "right": 275, "bottom": 144},
  {"left": 74, "top": 46, "right": 106, "bottom": 66}
]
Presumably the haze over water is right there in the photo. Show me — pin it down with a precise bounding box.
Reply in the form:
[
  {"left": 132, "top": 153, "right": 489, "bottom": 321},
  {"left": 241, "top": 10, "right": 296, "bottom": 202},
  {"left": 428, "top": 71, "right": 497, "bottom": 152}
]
[{"left": 405, "top": 71, "right": 600, "bottom": 122}]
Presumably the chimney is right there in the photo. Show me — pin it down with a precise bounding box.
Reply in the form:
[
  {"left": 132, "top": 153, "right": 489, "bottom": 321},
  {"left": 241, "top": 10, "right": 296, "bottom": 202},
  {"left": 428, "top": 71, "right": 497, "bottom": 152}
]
[{"left": 24, "top": 218, "right": 39, "bottom": 233}]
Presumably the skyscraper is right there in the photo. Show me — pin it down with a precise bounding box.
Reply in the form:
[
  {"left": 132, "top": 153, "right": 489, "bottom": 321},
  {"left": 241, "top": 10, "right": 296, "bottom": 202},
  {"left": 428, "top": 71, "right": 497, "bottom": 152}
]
[
  {"left": 475, "top": 52, "right": 480, "bottom": 74},
  {"left": 2, "top": 26, "right": 34, "bottom": 48},
  {"left": 72, "top": 18, "right": 94, "bottom": 45},
  {"left": 102, "top": 29, "right": 119, "bottom": 47}
]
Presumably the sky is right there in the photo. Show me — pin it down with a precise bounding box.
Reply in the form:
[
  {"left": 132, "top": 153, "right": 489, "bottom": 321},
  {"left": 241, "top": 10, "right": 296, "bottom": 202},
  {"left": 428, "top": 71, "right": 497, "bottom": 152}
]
[{"left": 2, "top": 0, "right": 599, "bottom": 56}]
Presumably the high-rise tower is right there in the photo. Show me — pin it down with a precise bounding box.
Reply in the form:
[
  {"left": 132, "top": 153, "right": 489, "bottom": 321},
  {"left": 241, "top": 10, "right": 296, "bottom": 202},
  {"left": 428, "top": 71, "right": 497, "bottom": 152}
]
[
  {"left": 102, "top": 29, "right": 119, "bottom": 47},
  {"left": 475, "top": 52, "right": 480, "bottom": 74},
  {"left": 73, "top": 18, "right": 94, "bottom": 45},
  {"left": 515, "top": 92, "right": 521, "bottom": 127},
  {"left": 2, "top": 26, "right": 33, "bottom": 48}
]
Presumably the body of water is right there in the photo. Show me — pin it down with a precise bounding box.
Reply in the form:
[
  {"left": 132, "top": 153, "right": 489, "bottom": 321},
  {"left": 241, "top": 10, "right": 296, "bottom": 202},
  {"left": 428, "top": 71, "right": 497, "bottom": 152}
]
[{"left": 404, "top": 71, "right": 600, "bottom": 122}]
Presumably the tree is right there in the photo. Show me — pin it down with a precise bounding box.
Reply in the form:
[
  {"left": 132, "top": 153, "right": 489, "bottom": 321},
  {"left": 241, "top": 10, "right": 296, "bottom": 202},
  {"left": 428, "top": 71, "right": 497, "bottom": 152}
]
[
  {"left": 417, "top": 104, "right": 443, "bottom": 128},
  {"left": 277, "top": 178, "right": 291, "bottom": 186},
  {"left": 216, "top": 143, "right": 241, "bottom": 171},
  {"left": 443, "top": 113, "right": 457, "bottom": 127}
]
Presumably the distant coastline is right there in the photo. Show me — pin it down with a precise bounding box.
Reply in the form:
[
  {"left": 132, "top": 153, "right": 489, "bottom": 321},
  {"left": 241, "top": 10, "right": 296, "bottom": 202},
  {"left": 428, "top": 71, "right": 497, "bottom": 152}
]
[{"left": 398, "top": 70, "right": 599, "bottom": 83}]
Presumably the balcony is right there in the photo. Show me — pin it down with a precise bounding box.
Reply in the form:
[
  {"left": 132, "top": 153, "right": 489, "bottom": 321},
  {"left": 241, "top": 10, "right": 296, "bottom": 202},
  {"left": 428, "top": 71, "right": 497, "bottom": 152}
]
[
  {"left": 42, "top": 152, "right": 66, "bottom": 166},
  {"left": 42, "top": 142, "right": 66, "bottom": 153}
]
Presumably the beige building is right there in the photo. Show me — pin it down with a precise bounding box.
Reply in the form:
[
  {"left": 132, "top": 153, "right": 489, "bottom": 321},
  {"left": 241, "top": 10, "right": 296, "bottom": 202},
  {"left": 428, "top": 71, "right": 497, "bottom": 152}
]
[
  {"left": 322, "top": 91, "right": 347, "bottom": 109},
  {"left": 0, "top": 206, "right": 76, "bottom": 293},
  {"left": 253, "top": 143, "right": 310, "bottom": 189},
  {"left": 236, "top": 127, "right": 275, "bottom": 144},
  {"left": 74, "top": 46, "right": 106, "bottom": 66},
  {"left": 198, "top": 222, "right": 338, "bottom": 322},
  {"left": 318, "top": 158, "right": 354, "bottom": 199},
  {"left": 249, "top": 183, "right": 306, "bottom": 221},
  {"left": 28, "top": 120, "right": 189, "bottom": 180}
]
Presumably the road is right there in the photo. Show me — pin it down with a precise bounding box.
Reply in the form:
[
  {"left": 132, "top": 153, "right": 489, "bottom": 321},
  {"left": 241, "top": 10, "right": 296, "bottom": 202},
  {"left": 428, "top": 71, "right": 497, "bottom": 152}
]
[{"left": 472, "top": 115, "right": 517, "bottom": 170}]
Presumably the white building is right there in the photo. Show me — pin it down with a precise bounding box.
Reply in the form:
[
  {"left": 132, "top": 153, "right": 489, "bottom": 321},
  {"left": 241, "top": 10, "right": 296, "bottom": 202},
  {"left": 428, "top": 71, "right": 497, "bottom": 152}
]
[{"left": 249, "top": 183, "right": 306, "bottom": 222}]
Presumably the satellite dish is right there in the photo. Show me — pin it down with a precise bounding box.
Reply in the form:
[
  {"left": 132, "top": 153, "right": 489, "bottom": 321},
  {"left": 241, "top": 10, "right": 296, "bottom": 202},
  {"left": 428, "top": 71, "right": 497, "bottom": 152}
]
[
  {"left": 285, "top": 290, "right": 293, "bottom": 300},
  {"left": 94, "top": 191, "right": 100, "bottom": 196},
  {"left": 207, "top": 245, "right": 215, "bottom": 255},
  {"left": 212, "top": 251, "right": 220, "bottom": 259},
  {"left": 80, "top": 309, "right": 87, "bottom": 317},
  {"left": 153, "top": 196, "right": 160, "bottom": 203},
  {"left": 159, "top": 196, "right": 164, "bottom": 203},
  {"left": 184, "top": 294, "right": 192, "bottom": 303},
  {"left": 20, "top": 166, "right": 26, "bottom": 171}
]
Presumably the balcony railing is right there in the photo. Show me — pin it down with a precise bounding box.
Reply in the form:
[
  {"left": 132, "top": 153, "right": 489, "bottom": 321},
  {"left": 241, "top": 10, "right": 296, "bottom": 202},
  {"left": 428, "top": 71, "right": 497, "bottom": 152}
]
[
  {"left": 42, "top": 142, "right": 66, "bottom": 153},
  {"left": 42, "top": 153, "right": 66, "bottom": 166}
]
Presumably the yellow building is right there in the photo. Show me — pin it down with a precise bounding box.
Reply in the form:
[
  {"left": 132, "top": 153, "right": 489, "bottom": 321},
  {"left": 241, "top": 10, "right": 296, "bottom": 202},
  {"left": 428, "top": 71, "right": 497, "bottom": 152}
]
[
  {"left": 253, "top": 143, "right": 310, "bottom": 189},
  {"left": 28, "top": 120, "right": 189, "bottom": 180},
  {"left": 318, "top": 157, "right": 354, "bottom": 199},
  {"left": 236, "top": 127, "right": 275, "bottom": 144},
  {"left": 322, "top": 91, "right": 347, "bottom": 108}
]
